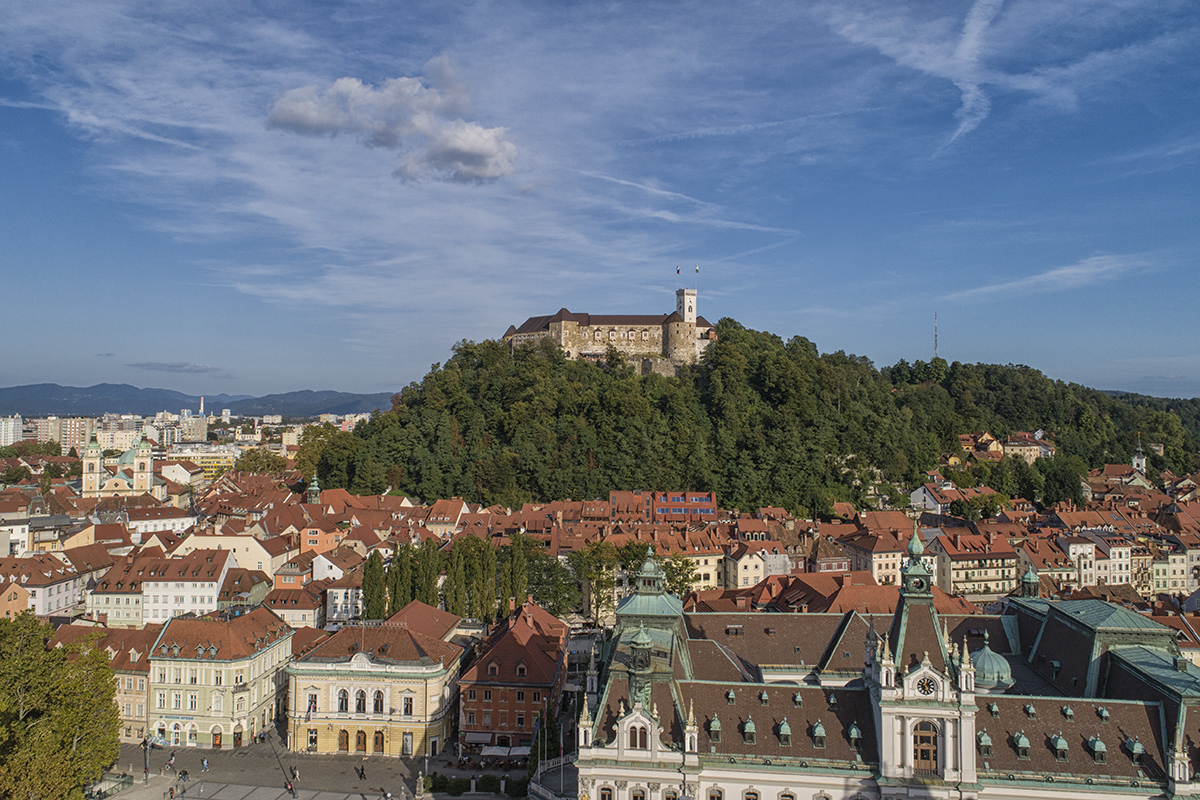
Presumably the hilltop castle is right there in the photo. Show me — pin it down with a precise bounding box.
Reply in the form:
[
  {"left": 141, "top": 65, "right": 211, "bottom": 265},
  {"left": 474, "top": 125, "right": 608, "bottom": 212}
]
[{"left": 503, "top": 288, "right": 715, "bottom": 375}]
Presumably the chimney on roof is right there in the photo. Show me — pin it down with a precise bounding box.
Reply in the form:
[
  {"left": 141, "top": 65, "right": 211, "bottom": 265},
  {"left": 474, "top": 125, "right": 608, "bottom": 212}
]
[{"left": 509, "top": 597, "right": 516, "bottom": 613}]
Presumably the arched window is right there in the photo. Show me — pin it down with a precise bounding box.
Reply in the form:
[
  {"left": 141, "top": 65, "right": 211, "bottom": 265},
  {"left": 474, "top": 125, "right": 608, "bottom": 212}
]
[
  {"left": 600, "top": 789, "right": 613, "bottom": 800},
  {"left": 374, "top": 730, "right": 385, "bottom": 752},
  {"left": 338, "top": 690, "right": 348, "bottom": 713},
  {"left": 356, "top": 690, "right": 366, "bottom": 714},
  {"left": 517, "top": 664, "right": 526, "bottom": 677},
  {"left": 743, "top": 792, "right": 758, "bottom": 800},
  {"left": 374, "top": 690, "right": 384, "bottom": 714},
  {"left": 913, "top": 721, "right": 938, "bottom": 773},
  {"left": 356, "top": 730, "right": 367, "bottom": 752},
  {"left": 632, "top": 791, "right": 645, "bottom": 800},
  {"left": 338, "top": 729, "right": 349, "bottom": 751},
  {"left": 639, "top": 726, "right": 648, "bottom": 748}
]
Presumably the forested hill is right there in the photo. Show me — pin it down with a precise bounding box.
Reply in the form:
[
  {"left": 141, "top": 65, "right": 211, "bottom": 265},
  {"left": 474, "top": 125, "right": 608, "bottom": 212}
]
[{"left": 303, "top": 319, "right": 1200, "bottom": 516}]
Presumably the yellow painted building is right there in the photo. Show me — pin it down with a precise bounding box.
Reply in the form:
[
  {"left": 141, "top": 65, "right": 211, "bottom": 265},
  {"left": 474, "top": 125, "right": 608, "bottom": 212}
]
[{"left": 286, "top": 622, "right": 463, "bottom": 758}]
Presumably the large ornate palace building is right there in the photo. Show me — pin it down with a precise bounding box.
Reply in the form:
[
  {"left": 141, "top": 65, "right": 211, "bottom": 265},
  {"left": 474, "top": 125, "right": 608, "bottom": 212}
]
[
  {"left": 574, "top": 537, "right": 1200, "bottom": 800},
  {"left": 503, "top": 289, "right": 715, "bottom": 374}
]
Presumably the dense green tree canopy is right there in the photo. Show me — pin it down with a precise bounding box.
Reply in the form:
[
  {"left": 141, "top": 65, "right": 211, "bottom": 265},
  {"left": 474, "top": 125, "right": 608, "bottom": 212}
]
[
  {"left": 310, "top": 322, "right": 1198, "bottom": 514},
  {"left": 0, "top": 615, "right": 119, "bottom": 800},
  {"left": 233, "top": 448, "right": 288, "bottom": 474}
]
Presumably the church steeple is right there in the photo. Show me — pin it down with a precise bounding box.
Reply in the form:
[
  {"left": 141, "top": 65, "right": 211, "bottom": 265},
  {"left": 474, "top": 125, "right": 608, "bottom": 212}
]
[{"left": 1133, "top": 432, "right": 1147, "bottom": 474}]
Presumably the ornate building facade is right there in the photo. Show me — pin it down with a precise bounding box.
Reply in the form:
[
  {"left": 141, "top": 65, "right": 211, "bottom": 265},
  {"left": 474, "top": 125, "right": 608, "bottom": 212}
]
[{"left": 573, "top": 542, "right": 1199, "bottom": 800}]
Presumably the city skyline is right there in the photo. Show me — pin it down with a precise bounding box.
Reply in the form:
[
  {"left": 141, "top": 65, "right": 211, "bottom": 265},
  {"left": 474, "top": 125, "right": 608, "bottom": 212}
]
[{"left": 2, "top": 0, "right": 1198, "bottom": 397}]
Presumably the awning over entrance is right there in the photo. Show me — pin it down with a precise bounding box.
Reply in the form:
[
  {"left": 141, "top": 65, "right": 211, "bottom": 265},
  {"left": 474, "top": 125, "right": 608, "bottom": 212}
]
[
  {"left": 481, "top": 746, "right": 509, "bottom": 756},
  {"left": 508, "top": 746, "right": 531, "bottom": 757},
  {"left": 463, "top": 732, "right": 493, "bottom": 744}
]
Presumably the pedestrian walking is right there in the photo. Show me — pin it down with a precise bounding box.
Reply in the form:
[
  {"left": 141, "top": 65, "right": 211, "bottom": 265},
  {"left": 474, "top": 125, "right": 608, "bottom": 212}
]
[
  {"left": 169, "top": 788, "right": 175, "bottom": 800},
  {"left": 201, "top": 758, "right": 208, "bottom": 772}
]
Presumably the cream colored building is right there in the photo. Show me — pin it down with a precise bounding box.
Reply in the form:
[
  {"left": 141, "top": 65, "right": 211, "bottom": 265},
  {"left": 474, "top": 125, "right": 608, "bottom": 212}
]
[
  {"left": 148, "top": 607, "right": 293, "bottom": 749},
  {"left": 286, "top": 620, "right": 463, "bottom": 758}
]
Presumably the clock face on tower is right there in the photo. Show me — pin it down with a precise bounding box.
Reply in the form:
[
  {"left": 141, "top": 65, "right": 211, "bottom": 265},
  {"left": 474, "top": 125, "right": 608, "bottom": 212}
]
[
  {"left": 916, "top": 677, "right": 937, "bottom": 696},
  {"left": 909, "top": 577, "right": 926, "bottom": 592}
]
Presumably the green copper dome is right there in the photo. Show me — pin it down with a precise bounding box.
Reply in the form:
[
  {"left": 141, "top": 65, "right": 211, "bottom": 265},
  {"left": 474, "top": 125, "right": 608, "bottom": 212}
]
[{"left": 970, "top": 631, "right": 1015, "bottom": 692}]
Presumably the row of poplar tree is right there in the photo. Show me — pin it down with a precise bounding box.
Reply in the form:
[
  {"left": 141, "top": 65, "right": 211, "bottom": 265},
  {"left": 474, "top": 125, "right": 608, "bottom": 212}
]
[{"left": 358, "top": 535, "right": 700, "bottom": 625}]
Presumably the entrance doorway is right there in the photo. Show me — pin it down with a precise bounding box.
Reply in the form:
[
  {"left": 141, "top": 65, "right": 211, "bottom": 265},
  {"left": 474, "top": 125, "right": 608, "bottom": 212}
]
[
  {"left": 212, "top": 731, "right": 222, "bottom": 749},
  {"left": 233, "top": 726, "right": 243, "bottom": 747}
]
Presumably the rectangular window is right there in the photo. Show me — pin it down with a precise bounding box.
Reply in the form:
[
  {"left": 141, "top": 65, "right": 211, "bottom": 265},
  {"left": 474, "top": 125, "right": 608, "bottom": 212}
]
[
  {"left": 188, "top": 693, "right": 198, "bottom": 711},
  {"left": 214, "top": 672, "right": 222, "bottom": 686},
  {"left": 468, "top": 690, "right": 476, "bottom": 701},
  {"left": 517, "top": 691, "right": 525, "bottom": 702},
  {"left": 483, "top": 712, "right": 491, "bottom": 726},
  {"left": 467, "top": 712, "right": 476, "bottom": 725},
  {"left": 517, "top": 713, "right": 525, "bottom": 727},
  {"left": 403, "top": 696, "right": 413, "bottom": 715},
  {"left": 484, "top": 690, "right": 491, "bottom": 701},
  {"left": 533, "top": 692, "right": 540, "bottom": 703},
  {"left": 172, "top": 692, "right": 182, "bottom": 710}
]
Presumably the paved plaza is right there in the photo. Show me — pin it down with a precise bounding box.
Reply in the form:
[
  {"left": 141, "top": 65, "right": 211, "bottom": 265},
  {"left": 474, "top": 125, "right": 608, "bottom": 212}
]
[{"left": 110, "top": 737, "right": 537, "bottom": 800}]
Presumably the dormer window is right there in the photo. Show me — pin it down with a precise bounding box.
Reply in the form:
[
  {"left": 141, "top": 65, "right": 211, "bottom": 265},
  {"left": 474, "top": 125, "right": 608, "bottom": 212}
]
[
  {"left": 792, "top": 692, "right": 803, "bottom": 707},
  {"left": 1098, "top": 707, "right": 1110, "bottom": 722},
  {"left": 1052, "top": 733, "right": 1068, "bottom": 762},
  {"left": 516, "top": 664, "right": 527, "bottom": 677},
  {"left": 1015, "top": 732, "right": 1030, "bottom": 760},
  {"left": 988, "top": 702, "right": 999, "bottom": 717},
  {"left": 812, "top": 720, "right": 826, "bottom": 749},
  {"left": 1062, "top": 705, "right": 1074, "bottom": 720},
  {"left": 778, "top": 718, "right": 792, "bottom": 746},
  {"left": 759, "top": 691, "right": 769, "bottom": 706},
  {"left": 849, "top": 721, "right": 862, "bottom": 750},
  {"left": 488, "top": 663, "right": 499, "bottom": 677},
  {"left": 708, "top": 716, "right": 721, "bottom": 743},
  {"left": 1128, "top": 737, "right": 1144, "bottom": 764},
  {"left": 726, "top": 689, "right": 735, "bottom": 704},
  {"left": 977, "top": 730, "right": 992, "bottom": 758},
  {"left": 1024, "top": 704, "right": 1036, "bottom": 719},
  {"left": 742, "top": 717, "right": 756, "bottom": 745},
  {"left": 1090, "top": 736, "right": 1106, "bottom": 764}
]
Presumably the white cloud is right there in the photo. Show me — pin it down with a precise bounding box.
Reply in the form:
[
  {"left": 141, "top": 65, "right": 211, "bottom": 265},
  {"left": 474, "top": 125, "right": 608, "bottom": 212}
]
[
  {"left": 942, "top": 254, "right": 1149, "bottom": 301},
  {"left": 267, "top": 58, "right": 517, "bottom": 183}
]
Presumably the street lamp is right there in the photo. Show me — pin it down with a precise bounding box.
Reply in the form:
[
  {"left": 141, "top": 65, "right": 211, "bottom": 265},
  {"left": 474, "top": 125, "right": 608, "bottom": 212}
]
[{"left": 141, "top": 737, "right": 150, "bottom": 784}]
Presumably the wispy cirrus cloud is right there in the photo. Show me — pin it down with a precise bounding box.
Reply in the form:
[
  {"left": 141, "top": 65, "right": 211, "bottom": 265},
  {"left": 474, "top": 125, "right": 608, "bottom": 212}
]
[
  {"left": 127, "top": 362, "right": 221, "bottom": 374},
  {"left": 942, "top": 254, "right": 1150, "bottom": 301}
]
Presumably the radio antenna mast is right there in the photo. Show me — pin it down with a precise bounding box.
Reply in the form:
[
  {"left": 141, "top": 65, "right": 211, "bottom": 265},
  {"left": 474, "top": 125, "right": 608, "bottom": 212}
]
[{"left": 934, "top": 312, "right": 938, "bottom": 360}]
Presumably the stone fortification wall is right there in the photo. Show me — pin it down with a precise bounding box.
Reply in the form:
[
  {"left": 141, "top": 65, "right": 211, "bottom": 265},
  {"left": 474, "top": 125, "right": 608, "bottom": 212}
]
[{"left": 554, "top": 320, "right": 668, "bottom": 360}]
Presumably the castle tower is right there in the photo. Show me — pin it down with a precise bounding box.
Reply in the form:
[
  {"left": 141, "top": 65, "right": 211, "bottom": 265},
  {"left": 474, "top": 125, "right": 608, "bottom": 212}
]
[{"left": 675, "top": 288, "right": 696, "bottom": 324}]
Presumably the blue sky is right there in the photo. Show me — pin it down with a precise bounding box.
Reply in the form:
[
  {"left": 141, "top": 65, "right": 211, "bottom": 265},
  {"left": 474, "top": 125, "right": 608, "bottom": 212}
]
[{"left": 2, "top": 0, "right": 1198, "bottom": 398}]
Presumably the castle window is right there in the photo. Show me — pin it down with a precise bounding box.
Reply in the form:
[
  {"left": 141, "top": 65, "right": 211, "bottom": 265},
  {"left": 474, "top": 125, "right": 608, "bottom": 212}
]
[
  {"left": 595, "top": 331, "right": 601, "bottom": 340},
  {"left": 628, "top": 725, "right": 647, "bottom": 749},
  {"left": 609, "top": 330, "right": 616, "bottom": 340},
  {"left": 601, "top": 789, "right": 613, "bottom": 800},
  {"left": 812, "top": 720, "right": 826, "bottom": 749},
  {"left": 742, "top": 717, "right": 756, "bottom": 744},
  {"left": 641, "top": 330, "right": 648, "bottom": 340},
  {"left": 1090, "top": 737, "right": 1106, "bottom": 764}
]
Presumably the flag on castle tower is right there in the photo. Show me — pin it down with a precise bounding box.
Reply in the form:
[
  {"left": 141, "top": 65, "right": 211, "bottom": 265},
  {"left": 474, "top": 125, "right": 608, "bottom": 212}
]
[
  {"left": 695, "top": 264, "right": 700, "bottom": 273},
  {"left": 676, "top": 265, "right": 680, "bottom": 275}
]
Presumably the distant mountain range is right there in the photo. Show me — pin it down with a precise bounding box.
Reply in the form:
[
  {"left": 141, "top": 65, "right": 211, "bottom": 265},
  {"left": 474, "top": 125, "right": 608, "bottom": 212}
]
[{"left": 0, "top": 383, "right": 395, "bottom": 417}]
